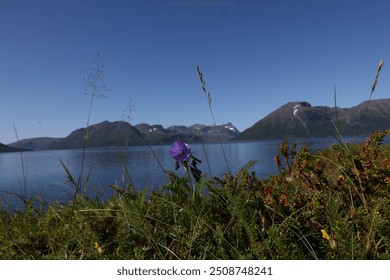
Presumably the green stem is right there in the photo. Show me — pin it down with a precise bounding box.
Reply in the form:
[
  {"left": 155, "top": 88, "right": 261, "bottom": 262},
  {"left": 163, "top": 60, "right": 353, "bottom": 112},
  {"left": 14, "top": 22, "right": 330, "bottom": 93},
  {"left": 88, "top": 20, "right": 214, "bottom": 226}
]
[{"left": 183, "top": 161, "right": 195, "bottom": 200}]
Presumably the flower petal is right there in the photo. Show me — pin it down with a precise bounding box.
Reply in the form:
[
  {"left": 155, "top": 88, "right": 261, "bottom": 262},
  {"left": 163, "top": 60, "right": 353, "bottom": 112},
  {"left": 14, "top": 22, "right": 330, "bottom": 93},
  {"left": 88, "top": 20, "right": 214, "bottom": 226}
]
[
  {"left": 321, "top": 229, "right": 330, "bottom": 241},
  {"left": 169, "top": 140, "right": 190, "bottom": 162}
]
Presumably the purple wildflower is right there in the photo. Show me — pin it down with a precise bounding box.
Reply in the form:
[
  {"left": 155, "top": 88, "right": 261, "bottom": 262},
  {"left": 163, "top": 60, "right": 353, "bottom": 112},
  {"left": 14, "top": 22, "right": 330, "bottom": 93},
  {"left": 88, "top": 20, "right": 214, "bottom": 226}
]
[{"left": 169, "top": 140, "right": 191, "bottom": 162}]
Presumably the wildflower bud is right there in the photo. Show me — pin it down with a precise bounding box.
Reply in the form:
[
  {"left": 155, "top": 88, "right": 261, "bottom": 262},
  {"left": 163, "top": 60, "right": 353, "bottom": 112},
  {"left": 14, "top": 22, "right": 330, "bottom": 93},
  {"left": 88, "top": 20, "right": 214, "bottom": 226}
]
[
  {"left": 321, "top": 229, "right": 337, "bottom": 250},
  {"left": 329, "top": 239, "right": 337, "bottom": 250},
  {"left": 321, "top": 229, "right": 331, "bottom": 241},
  {"left": 95, "top": 242, "right": 105, "bottom": 254}
]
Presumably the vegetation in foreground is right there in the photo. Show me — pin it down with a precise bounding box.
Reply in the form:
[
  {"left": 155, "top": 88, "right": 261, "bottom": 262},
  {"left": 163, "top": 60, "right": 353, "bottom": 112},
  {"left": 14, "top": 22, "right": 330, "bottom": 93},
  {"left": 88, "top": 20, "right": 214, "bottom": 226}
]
[{"left": 0, "top": 130, "right": 389, "bottom": 260}]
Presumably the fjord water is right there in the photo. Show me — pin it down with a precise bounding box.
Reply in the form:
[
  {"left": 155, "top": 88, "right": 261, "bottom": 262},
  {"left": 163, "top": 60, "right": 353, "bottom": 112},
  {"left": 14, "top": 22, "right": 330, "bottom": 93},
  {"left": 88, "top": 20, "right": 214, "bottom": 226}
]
[{"left": 0, "top": 137, "right": 369, "bottom": 208}]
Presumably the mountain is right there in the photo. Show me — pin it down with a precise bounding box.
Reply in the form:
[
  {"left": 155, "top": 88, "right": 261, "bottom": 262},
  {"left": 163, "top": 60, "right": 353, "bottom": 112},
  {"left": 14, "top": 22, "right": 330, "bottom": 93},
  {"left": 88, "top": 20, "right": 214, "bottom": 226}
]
[
  {"left": 9, "top": 121, "right": 240, "bottom": 150},
  {"left": 50, "top": 121, "right": 145, "bottom": 149},
  {"left": 190, "top": 122, "right": 240, "bottom": 141},
  {"left": 134, "top": 123, "right": 178, "bottom": 145},
  {"left": 6, "top": 98, "right": 388, "bottom": 150},
  {"left": 235, "top": 99, "right": 390, "bottom": 140},
  {"left": 166, "top": 122, "right": 239, "bottom": 142},
  {"left": 8, "top": 137, "right": 61, "bottom": 151},
  {"left": 0, "top": 142, "right": 30, "bottom": 153},
  {"left": 52, "top": 121, "right": 239, "bottom": 149}
]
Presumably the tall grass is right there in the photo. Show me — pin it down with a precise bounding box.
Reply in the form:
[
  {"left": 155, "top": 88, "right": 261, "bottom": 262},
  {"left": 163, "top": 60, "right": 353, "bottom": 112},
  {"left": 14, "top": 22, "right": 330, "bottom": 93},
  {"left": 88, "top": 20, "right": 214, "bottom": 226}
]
[
  {"left": 196, "top": 65, "right": 230, "bottom": 173},
  {"left": 59, "top": 53, "right": 109, "bottom": 211},
  {"left": 362, "top": 60, "right": 384, "bottom": 119}
]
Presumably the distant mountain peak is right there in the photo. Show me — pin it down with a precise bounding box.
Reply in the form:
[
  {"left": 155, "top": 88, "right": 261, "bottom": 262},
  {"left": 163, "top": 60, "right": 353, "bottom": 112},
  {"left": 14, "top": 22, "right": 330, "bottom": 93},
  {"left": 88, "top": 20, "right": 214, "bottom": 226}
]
[
  {"left": 223, "top": 122, "right": 239, "bottom": 133},
  {"left": 235, "top": 98, "right": 390, "bottom": 141}
]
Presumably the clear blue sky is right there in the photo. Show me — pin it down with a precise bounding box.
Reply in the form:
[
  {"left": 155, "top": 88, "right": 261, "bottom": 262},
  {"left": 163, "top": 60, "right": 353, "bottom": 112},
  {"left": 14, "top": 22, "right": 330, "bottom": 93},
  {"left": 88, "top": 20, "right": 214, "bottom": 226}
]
[{"left": 1, "top": 0, "right": 389, "bottom": 144}]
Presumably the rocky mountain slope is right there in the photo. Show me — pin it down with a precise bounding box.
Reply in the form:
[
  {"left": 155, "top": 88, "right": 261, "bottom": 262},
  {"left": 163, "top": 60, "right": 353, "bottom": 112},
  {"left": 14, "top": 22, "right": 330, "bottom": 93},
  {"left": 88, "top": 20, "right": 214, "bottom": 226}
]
[{"left": 235, "top": 99, "right": 390, "bottom": 140}]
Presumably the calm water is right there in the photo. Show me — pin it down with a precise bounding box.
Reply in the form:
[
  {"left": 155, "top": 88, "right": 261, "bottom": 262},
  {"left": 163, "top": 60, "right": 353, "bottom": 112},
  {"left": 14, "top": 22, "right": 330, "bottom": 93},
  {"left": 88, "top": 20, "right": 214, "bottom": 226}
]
[{"left": 0, "top": 136, "right": 373, "bottom": 208}]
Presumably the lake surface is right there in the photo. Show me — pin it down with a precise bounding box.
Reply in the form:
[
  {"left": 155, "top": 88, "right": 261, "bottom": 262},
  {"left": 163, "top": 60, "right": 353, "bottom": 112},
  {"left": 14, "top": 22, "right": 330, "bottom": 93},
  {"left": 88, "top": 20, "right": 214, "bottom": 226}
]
[{"left": 0, "top": 136, "right": 375, "bottom": 208}]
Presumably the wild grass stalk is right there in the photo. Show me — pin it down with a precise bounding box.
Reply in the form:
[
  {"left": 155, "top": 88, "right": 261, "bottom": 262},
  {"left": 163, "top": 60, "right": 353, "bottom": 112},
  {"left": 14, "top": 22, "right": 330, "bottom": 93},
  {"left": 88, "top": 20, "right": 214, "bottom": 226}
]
[
  {"left": 196, "top": 65, "right": 230, "bottom": 173},
  {"left": 12, "top": 124, "right": 28, "bottom": 202},
  {"left": 135, "top": 130, "right": 168, "bottom": 181},
  {"left": 121, "top": 95, "right": 168, "bottom": 184},
  {"left": 62, "top": 53, "right": 110, "bottom": 211},
  {"left": 115, "top": 146, "right": 134, "bottom": 188},
  {"left": 79, "top": 53, "right": 109, "bottom": 186},
  {"left": 196, "top": 131, "right": 213, "bottom": 176},
  {"left": 331, "top": 59, "right": 385, "bottom": 212},
  {"left": 1, "top": 125, "right": 47, "bottom": 213},
  {"left": 362, "top": 59, "right": 384, "bottom": 119}
]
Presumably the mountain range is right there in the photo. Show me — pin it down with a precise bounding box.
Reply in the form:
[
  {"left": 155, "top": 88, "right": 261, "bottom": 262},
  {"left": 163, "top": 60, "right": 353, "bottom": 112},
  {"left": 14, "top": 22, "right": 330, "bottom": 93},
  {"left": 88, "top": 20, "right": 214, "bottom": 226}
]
[
  {"left": 6, "top": 122, "right": 240, "bottom": 151},
  {"left": 236, "top": 99, "right": 390, "bottom": 140},
  {"left": 2, "top": 98, "right": 389, "bottom": 152}
]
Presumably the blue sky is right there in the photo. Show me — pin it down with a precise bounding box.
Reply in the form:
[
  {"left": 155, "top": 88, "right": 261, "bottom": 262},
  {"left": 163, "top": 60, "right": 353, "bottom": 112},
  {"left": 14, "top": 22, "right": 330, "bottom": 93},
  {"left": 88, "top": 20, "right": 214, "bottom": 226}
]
[{"left": 1, "top": 0, "right": 389, "bottom": 144}]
